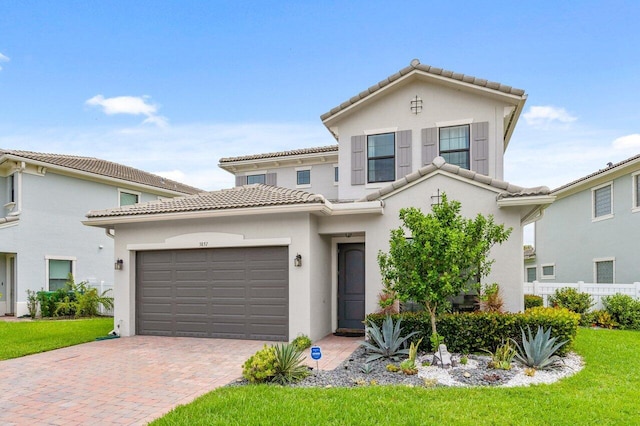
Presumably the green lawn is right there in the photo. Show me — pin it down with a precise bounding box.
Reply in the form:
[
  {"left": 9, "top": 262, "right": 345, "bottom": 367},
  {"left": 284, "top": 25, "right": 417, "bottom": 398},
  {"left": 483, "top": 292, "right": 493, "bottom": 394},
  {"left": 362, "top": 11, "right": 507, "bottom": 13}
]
[
  {"left": 153, "top": 328, "right": 640, "bottom": 425},
  {"left": 0, "top": 317, "right": 113, "bottom": 360}
]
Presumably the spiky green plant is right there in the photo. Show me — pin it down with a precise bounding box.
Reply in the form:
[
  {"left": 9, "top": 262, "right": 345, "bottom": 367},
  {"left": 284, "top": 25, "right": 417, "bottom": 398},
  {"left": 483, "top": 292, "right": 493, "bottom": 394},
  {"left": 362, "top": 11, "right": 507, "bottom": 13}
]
[
  {"left": 271, "top": 343, "right": 309, "bottom": 385},
  {"left": 484, "top": 340, "right": 517, "bottom": 370},
  {"left": 512, "top": 326, "right": 568, "bottom": 370},
  {"left": 360, "top": 315, "right": 418, "bottom": 362}
]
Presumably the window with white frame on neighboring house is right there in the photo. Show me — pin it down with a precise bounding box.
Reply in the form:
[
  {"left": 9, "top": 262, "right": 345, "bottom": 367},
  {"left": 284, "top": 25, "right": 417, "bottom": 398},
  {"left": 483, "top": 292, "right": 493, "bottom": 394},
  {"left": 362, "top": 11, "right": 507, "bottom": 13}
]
[
  {"left": 526, "top": 266, "right": 537, "bottom": 282},
  {"left": 296, "top": 169, "right": 310, "bottom": 186},
  {"left": 367, "top": 133, "right": 395, "bottom": 183},
  {"left": 594, "top": 259, "right": 614, "bottom": 284},
  {"left": 48, "top": 258, "right": 74, "bottom": 291},
  {"left": 633, "top": 173, "right": 640, "bottom": 211},
  {"left": 592, "top": 182, "right": 613, "bottom": 219},
  {"left": 246, "top": 174, "right": 266, "bottom": 185},
  {"left": 334, "top": 166, "right": 339, "bottom": 184},
  {"left": 541, "top": 264, "right": 555, "bottom": 279},
  {"left": 119, "top": 190, "right": 140, "bottom": 206},
  {"left": 439, "top": 125, "right": 470, "bottom": 169}
]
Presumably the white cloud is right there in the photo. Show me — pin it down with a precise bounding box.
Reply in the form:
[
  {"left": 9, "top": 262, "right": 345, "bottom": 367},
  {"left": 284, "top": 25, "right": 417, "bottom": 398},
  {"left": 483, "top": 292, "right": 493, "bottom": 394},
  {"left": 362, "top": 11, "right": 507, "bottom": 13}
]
[
  {"left": 0, "top": 52, "right": 9, "bottom": 70},
  {"left": 523, "top": 106, "right": 577, "bottom": 128},
  {"left": 612, "top": 133, "right": 640, "bottom": 151},
  {"left": 85, "top": 95, "right": 168, "bottom": 127}
]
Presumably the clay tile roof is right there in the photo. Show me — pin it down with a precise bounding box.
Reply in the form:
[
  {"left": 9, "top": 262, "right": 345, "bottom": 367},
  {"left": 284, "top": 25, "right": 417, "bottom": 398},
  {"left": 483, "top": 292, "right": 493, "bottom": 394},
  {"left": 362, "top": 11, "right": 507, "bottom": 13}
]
[
  {"left": 552, "top": 153, "right": 640, "bottom": 193},
  {"left": 321, "top": 59, "right": 526, "bottom": 121},
  {"left": 219, "top": 145, "right": 338, "bottom": 163},
  {"left": 86, "top": 184, "right": 325, "bottom": 218},
  {"left": 0, "top": 149, "right": 201, "bottom": 194},
  {"left": 358, "top": 156, "right": 550, "bottom": 202}
]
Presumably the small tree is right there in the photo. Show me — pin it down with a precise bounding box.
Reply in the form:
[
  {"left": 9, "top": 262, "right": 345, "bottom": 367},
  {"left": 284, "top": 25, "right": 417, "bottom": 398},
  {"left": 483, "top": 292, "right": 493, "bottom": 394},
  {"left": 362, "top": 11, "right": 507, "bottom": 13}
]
[{"left": 378, "top": 194, "right": 512, "bottom": 336}]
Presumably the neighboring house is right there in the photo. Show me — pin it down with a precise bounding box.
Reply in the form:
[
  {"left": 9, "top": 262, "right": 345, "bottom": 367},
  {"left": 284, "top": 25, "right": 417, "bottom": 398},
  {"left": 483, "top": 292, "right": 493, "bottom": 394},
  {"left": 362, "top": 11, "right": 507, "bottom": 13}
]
[
  {"left": 83, "top": 59, "right": 553, "bottom": 342},
  {"left": 0, "top": 149, "right": 201, "bottom": 316},
  {"left": 532, "top": 154, "right": 640, "bottom": 284},
  {"left": 524, "top": 245, "right": 537, "bottom": 283}
]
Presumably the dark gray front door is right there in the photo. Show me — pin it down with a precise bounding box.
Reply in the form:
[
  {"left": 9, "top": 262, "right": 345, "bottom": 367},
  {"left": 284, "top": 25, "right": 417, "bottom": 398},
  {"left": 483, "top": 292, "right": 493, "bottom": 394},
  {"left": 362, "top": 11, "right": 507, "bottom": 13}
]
[
  {"left": 338, "top": 243, "right": 365, "bottom": 330},
  {"left": 136, "top": 246, "right": 288, "bottom": 341}
]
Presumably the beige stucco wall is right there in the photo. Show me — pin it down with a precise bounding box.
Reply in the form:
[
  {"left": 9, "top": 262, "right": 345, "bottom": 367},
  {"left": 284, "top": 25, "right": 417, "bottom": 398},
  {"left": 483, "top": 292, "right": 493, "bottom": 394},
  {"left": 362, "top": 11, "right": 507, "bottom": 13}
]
[{"left": 327, "top": 78, "right": 514, "bottom": 201}]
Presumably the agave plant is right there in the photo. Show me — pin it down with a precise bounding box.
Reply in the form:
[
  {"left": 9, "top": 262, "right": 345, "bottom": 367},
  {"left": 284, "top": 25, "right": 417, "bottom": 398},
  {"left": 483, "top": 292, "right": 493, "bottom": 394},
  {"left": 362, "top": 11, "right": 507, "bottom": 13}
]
[
  {"left": 512, "top": 326, "right": 568, "bottom": 370},
  {"left": 360, "top": 315, "right": 418, "bottom": 362},
  {"left": 271, "top": 343, "right": 310, "bottom": 384}
]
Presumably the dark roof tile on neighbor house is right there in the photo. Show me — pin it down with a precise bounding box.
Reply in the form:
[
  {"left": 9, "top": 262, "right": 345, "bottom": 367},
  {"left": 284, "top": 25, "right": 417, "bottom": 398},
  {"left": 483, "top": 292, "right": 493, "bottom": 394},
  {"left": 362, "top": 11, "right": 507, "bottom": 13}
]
[
  {"left": 86, "top": 184, "right": 325, "bottom": 218},
  {"left": 0, "top": 149, "right": 202, "bottom": 194},
  {"left": 321, "top": 58, "right": 526, "bottom": 122},
  {"left": 219, "top": 145, "right": 338, "bottom": 163}
]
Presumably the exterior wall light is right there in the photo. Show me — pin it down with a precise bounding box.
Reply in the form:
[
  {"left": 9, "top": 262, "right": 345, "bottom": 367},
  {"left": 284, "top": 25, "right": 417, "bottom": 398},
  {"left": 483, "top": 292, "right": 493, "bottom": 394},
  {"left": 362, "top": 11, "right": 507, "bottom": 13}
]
[
  {"left": 294, "top": 254, "right": 302, "bottom": 267},
  {"left": 115, "top": 259, "right": 124, "bottom": 270}
]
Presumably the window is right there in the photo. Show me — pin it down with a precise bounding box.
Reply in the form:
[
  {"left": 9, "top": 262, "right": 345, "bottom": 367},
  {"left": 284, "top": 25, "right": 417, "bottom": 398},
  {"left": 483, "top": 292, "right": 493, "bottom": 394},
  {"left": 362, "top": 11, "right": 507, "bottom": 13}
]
[
  {"left": 247, "top": 174, "right": 266, "bottom": 185},
  {"left": 595, "top": 259, "right": 614, "bottom": 283},
  {"left": 633, "top": 173, "right": 640, "bottom": 211},
  {"left": 48, "top": 259, "right": 73, "bottom": 291},
  {"left": 592, "top": 183, "right": 613, "bottom": 219},
  {"left": 296, "top": 170, "right": 310, "bottom": 186},
  {"left": 367, "top": 133, "right": 395, "bottom": 183},
  {"left": 439, "top": 125, "right": 470, "bottom": 169},
  {"left": 541, "top": 264, "right": 555, "bottom": 279},
  {"left": 9, "top": 173, "right": 15, "bottom": 203},
  {"left": 334, "top": 166, "right": 339, "bottom": 184},
  {"left": 526, "top": 266, "right": 537, "bottom": 283},
  {"left": 119, "top": 190, "right": 139, "bottom": 206}
]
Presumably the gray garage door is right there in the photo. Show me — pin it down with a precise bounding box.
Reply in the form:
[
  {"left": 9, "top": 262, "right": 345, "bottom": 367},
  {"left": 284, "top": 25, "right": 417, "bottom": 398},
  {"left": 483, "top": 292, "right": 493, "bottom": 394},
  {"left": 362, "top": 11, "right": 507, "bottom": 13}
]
[{"left": 136, "top": 246, "right": 288, "bottom": 341}]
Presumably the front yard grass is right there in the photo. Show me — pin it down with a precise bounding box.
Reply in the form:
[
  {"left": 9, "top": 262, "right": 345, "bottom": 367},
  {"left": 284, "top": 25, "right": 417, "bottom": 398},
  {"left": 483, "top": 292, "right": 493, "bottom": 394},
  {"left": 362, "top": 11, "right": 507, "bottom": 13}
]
[
  {"left": 0, "top": 317, "right": 113, "bottom": 360},
  {"left": 152, "top": 327, "right": 640, "bottom": 425}
]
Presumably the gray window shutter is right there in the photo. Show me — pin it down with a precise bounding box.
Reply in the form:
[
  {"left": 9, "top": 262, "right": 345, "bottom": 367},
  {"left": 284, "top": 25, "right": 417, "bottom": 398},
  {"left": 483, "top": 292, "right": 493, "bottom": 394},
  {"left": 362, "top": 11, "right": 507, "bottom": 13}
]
[
  {"left": 471, "top": 121, "right": 489, "bottom": 175},
  {"left": 235, "top": 175, "right": 247, "bottom": 187},
  {"left": 351, "top": 135, "right": 366, "bottom": 185},
  {"left": 266, "top": 172, "right": 277, "bottom": 186},
  {"left": 396, "top": 130, "right": 412, "bottom": 178},
  {"left": 422, "top": 127, "right": 438, "bottom": 166}
]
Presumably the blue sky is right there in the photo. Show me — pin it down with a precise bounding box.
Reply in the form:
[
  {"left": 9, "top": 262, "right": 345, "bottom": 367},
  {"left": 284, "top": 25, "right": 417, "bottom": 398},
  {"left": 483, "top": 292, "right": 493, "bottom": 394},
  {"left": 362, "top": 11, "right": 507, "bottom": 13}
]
[{"left": 1, "top": 0, "right": 638, "bottom": 195}]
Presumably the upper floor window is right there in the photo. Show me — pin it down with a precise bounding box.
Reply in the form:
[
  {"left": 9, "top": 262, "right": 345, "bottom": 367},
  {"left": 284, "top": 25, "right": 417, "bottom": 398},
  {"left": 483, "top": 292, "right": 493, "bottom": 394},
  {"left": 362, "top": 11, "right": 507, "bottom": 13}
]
[
  {"left": 48, "top": 258, "right": 74, "bottom": 291},
  {"left": 296, "top": 169, "right": 311, "bottom": 186},
  {"left": 247, "top": 174, "right": 266, "bottom": 185},
  {"left": 439, "top": 125, "right": 470, "bottom": 169},
  {"left": 367, "top": 133, "right": 395, "bottom": 183},
  {"left": 119, "top": 190, "right": 140, "bottom": 207},
  {"left": 334, "top": 166, "right": 339, "bottom": 183},
  {"left": 633, "top": 173, "right": 640, "bottom": 211},
  {"left": 9, "top": 173, "right": 15, "bottom": 203},
  {"left": 592, "top": 182, "right": 613, "bottom": 220},
  {"left": 594, "top": 259, "right": 614, "bottom": 283}
]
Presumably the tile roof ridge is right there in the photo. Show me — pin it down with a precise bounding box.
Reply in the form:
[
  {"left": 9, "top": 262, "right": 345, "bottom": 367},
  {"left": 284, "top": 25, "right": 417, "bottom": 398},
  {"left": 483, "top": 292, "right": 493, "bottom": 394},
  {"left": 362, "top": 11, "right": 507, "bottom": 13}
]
[
  {"left": 552, "top": 152, "right": 640, "bottom": 193},
  {"left": 219, "top": 145, "right": 338, "bottom": 163}
]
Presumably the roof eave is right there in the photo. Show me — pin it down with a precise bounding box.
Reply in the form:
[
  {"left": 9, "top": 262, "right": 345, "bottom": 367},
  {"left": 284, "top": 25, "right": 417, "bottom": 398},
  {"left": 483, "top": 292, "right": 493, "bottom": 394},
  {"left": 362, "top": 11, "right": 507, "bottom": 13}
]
[
  {"left": 218, "top": 151, "right": 339, "bottom": 173},
  {"left": 497, "top": 195, "right": 556, "bottom": 208}
]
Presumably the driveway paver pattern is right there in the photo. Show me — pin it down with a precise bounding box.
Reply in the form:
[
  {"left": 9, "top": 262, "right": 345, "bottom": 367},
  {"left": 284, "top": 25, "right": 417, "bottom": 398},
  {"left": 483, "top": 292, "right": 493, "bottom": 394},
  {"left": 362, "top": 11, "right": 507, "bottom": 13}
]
[{"left": 0, "top": 334, "right": 360, "bottom": 425}]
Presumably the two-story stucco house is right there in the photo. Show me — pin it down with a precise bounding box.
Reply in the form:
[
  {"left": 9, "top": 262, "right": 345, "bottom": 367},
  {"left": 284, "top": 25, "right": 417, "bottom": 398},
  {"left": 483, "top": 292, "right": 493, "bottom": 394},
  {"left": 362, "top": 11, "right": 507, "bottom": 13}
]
[
  {"left": 83, "top": 59, "right": 553, "bottom": 342},
  {"left": 530, "top": 154, "right": 640, "bottom": 284},
  {"left": 0, "top": 150, "right": 201, "bottom": 317}
]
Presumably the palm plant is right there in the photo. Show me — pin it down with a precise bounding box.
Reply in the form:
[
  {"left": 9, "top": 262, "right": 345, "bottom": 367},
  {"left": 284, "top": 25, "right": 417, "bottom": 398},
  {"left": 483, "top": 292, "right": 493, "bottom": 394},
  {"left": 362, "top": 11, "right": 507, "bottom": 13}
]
[
  {"left": 360, "top": 315, "right": 418, "bottom": 362},
  {"left": 512, "top": 326, "right": 568, "bottom": 370},
  {"left": 271, "top": 343, "right": 309, "bottom": 385}
]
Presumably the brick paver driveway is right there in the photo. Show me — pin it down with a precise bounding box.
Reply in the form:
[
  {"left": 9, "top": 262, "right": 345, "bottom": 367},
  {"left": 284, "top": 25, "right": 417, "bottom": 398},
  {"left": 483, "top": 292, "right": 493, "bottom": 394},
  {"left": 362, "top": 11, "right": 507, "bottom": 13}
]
[{"left": 0, "top": 334, "right": 359, "bottom": 425}]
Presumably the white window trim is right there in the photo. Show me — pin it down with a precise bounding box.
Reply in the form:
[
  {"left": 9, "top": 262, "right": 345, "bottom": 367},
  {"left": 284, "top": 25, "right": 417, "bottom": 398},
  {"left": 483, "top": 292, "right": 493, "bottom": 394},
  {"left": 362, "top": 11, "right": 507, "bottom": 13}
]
[
  {"left": 333, "top": 164, "right": 339, "bottom": 186},
  {"left": 44, "top": 255, "right": 77, "bottom": 291},
  {"left": 434, "top": 118, "right": 474, "bottom": 128},
  {"left": 363, "top": 126, "right": 398, "bottom": 135},
  {"left": 632, "top": 172, "right": 640, "bottom": 213},
  {"left": 118, "top": 188, "right": 141, "bottom": 207},
  {"left": 592, "top": 181, "right": 614, "bottom": 222},
  {"left": 540, "top": 263, "right": 555, "bottom": 279},
  {"left": 525, "top": 265, "right": 537, "bottom": 282},
  {"left": 593, "top": 257, "right": 615, "bottom": 284},
  {"left": 295, "top": 166, "right": 312, "bottom": 188}
]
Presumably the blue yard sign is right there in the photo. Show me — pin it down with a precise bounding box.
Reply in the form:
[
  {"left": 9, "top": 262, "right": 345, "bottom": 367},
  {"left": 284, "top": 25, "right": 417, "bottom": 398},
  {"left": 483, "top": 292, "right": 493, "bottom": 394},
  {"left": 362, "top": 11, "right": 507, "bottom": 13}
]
[{"left": 310, "top": 346, "right": 322, "bottom": 360}]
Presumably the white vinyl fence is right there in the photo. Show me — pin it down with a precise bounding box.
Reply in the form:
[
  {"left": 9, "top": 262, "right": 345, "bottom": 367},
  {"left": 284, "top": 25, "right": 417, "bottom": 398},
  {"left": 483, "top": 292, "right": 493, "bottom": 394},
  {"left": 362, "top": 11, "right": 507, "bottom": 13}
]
[
  {"left": 524, "top": 281, "right": 640, "bottom": 310},
  {"left": 87, "top": 280, "right": 114, "bottom": 316}
]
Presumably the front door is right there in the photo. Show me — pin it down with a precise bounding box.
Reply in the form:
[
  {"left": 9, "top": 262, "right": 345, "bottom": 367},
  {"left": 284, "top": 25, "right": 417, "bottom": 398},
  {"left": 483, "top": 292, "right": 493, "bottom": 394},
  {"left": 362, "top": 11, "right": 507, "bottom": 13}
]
[{"left": 337, "top": 243, "right": 365, "bottom": 330}]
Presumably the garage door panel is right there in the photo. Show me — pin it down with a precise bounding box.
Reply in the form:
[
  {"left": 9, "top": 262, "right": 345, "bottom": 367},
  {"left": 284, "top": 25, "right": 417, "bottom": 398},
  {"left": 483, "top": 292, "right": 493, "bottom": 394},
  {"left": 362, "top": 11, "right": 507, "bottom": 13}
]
[{"left": 137, "top": 247, "right": 288, "bottom": 341}]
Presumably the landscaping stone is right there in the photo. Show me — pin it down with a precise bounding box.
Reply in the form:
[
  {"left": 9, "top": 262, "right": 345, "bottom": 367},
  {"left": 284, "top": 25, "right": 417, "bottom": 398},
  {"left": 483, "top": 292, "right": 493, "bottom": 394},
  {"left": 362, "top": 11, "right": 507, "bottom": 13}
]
[{"left": 432, "top": 344, "right": 452, "bottom": 368}]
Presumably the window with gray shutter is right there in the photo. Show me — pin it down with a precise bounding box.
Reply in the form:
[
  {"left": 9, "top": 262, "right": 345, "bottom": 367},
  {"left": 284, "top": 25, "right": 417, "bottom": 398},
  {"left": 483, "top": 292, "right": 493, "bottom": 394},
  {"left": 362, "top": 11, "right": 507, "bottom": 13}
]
[
  {"left": 396, "top": 130, "right": 412, "bottom": 178},
  {"left": 471, "top": 122, "right": 489, "bottom": 175},
  {"left": 595, "top": 260, "right": 614, "bottom": 283},
  {"left": 351, "top": 135, "right": 366, "bottom": 185},
  {"left": 439, "top": 125, "right": 470, "bottom": 169},
  {"left": 266, "top": 172, "right": 277, "bottom": 186},
  {"left": 593, "top": 184, "right": 612, "bottom": 218},
  {"left": 367, "top": 133, "right": 395, "bottom": 183},
  {"left": 235, "top": 175, "right": 248, "bottom": 187},
  {"left": 422, "top": 127, "right": 437, "bottom": 166},
  {"left": 247, "top": 174, "right": 266, "bottom": 185}
]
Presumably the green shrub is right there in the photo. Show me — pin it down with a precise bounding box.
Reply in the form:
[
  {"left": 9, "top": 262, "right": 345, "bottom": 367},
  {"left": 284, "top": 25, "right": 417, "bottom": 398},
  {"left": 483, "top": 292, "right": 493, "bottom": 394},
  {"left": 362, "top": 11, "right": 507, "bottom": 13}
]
[
  {"left": 582, "top": 309, "right": 618, "bottom": 329},
  {"left": 242, "top": 345, "right": 278, "bottom": 383},
  {"left": 524, "top": 294, "right": 543, "bottom": 310},
  {"left": 548, "top": 287, "right": 594, "bottom": 314},
  {"left": 603, "top": 294, "right": 640, "bottom": 330},
  {"left": 37, "top": 288, "right": 75, "bottom": 317},
  {"left": 366, "top": 307, "right": 579, "bottom": 356},
  {"left": 25, "top": 289, "right": 39, "bottom": 319},
  {"left": 291, "top": 334, "right": 312, "bottom": 350}
]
